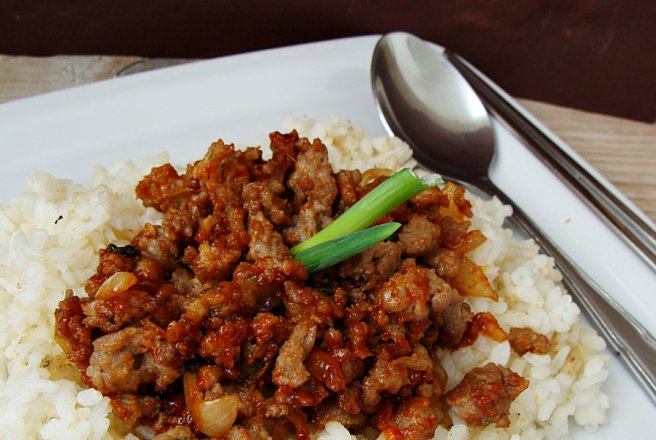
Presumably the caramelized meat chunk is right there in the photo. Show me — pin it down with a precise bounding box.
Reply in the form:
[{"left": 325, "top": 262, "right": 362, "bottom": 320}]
[
  {"left": 272, "top": 320, "right": 317, "bottom": 388},
  {"left": 87, "top": 323, "right": 182, "bottom": 394},
  {"left": 81, "top": 289, "right": 157, "bottom": 333},
  {"left": 54, "top": 292, "right": 93, "bottom": 369},
  {"left": 398, "top": 214, "right": 441, "bottom": 257},
  {"left": 284, "top": 137, "right": 338, "bottom": 245},
  {"left": 438, "top": 302, "right": 474, "bottom": 348},
  {"left": 153, "top": 426, "right": 197, "bottom": 440},
  {"left": 314, "top": 401, "right": 368, "bottom": 431},
  {"left": 136, "top": 163, "right": 197, "bottom": 212},
  {"left": 445, "top": 363, "right": 528, "bottom": 427},
  {"left": 336, "top": 169, "right": 362, "bottom": 209},
  {"left": 374, "top": 266, "right": 441, "bottom": 322},
  {"left": 338, "top": 241, "right": 402, "bottom": 291},
  {"left": 376, "top": 396, "right": 439, "bottom": 440},
  {"left": 243, "top": 181, "right": 290, "bottom": 260},
  {"left": 362, "top": 345, "right": 433, "bottom": 408},
  {"left": 508, "top": 327, "right": 550, "bottom": 355}
]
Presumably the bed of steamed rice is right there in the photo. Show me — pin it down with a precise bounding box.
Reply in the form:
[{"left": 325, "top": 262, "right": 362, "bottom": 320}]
[{"left": 0, "top": 116, "right": 609, "bottom": 440}]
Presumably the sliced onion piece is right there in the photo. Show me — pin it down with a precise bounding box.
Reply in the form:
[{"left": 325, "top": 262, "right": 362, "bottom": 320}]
[
  {"left": 133, "top": 425, "right": 156, "bottom": 439},
  {"left": 95, "top": 271, "right": 138, "bottom": 300},
  {"left": 432, "top": 250, "right": 498, "bottom": 301},
  {"left": 183, "top": 372, "right": 239, "bottom": 437},
  {"left": 449, "top": 254, "right": 498, "bottom": 301}
]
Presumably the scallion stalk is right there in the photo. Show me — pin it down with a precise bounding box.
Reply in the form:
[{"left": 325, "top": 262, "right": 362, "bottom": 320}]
[
  {"left": 294, "top": 222, "right": 401, "bottom": 273},
  {"left": 291, "top": 168, "right": 442, "bottom": 254}
]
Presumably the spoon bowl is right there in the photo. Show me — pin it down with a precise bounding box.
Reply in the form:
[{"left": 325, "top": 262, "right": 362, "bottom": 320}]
[
  {"left": 371, "top": 32, "right": 494, "bottom": 182},
  {"left": 370, "top": 31, "right": 656, "bottom": 404}
]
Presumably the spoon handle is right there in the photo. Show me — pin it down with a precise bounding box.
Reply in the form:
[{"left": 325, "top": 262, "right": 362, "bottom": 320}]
[
  {"left": 476, "top": 176, "right": 656, "bottom": 405},
  {"left": 446, "top": 51, "right": 656, "bottom": 273}
]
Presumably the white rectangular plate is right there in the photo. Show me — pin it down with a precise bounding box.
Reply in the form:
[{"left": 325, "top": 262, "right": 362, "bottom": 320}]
[{"left": 0, "top": 35, "right": 654, "bottom": 438}]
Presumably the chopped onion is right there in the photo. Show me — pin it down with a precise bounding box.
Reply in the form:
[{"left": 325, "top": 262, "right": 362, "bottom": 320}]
[
  {"left": 448, "top": 254, "right": 498, "bottom": 300},
  {"left": 183, "top": 372, "right": 239, "bottom": 437},
  {"left": 95, "top": 271, "right": 138, "bottom": 300}
]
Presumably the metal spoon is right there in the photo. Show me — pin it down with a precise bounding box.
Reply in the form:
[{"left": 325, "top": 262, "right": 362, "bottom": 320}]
[{"left": 371, "top": 31, "right": 656, "bottom": 404}]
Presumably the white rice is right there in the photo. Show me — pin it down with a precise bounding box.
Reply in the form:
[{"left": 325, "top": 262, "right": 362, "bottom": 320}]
[
  {"left": 0, "top": 159, "right": 166, "bottom": 440},
  {"left": 430, "top": 198, "right": 610, "bottom": 440},
  {"left": 281, "top": 114, "right": 416, "bottom": 173},
  {"left": 0, "top": 116, "right": 609, "bottom": 440}
]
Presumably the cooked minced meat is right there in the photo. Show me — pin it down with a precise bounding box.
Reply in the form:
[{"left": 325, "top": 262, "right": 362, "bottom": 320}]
[
  {"left": 445, "top": 363, "right": 529, "bottom": 427},
  {"left": 508, "top": 327, "right": 551, "bottom": 356},
  {"left": 398, "top": 213, "right": 441, "bottom": 257},
  {"left": 338, "top": 241, "right": 402, "bottom": 291},
  {"left": 272, "top": 320, "right": 317, "bottom": 388},
  {"left": 55, "top": 130, "right": 526, "bottom": 440},
  {"left": 87, "top": 324, "right": 181, "bottom": 394}
]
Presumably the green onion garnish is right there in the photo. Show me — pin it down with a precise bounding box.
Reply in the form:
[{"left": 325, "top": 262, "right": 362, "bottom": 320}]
[
  {"left": 291, "top": 168, "right": 442, "bottom": 254},
  {"left": 294, "top": 222, "right": 401, "bottom": 273}
]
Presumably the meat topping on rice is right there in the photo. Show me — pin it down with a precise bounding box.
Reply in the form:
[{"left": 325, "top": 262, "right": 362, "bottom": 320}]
[
  {"left": 54, "top": 131, "right": 527, "bottom": 439},
  {"left": 445, "top": 363, "right": 529, "bottom": 428},
  {"left": 507, "top": 327, "right": 551, "bottom": 356}
]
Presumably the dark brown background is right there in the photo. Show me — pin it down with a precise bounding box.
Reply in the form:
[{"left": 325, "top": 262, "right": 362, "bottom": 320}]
[{"left": 1, "top": 0, "right": 654, "bottom": 122}]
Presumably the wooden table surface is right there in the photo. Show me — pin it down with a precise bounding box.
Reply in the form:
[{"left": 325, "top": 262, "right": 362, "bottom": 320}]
[{"left": 1, "top": 54, "right": 655, "bottom": 223}]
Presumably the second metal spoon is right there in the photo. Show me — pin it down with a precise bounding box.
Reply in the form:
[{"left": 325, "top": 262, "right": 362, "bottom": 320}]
[{"left": 371, "top": 31, "right": 656, "bottom": 404}]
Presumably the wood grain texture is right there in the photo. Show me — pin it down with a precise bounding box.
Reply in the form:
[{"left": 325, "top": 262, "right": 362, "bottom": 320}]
[
  {"left": 1, "top": 54, "right": 654, "bottom": 222},
  {"left": 518, "top": 99, "right": 656, "bottom": 221},
  {"left": 0, "top": 54, "right": 140, "bottom": 102}
]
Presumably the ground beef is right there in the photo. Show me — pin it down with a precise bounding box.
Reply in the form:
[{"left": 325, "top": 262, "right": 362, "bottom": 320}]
[
  {"left": 338, "top": 241, "right": 402, "bottom": 291},
  {"left": 398, "top": 214, "right": 441, "bottom": 257},
  {"left": 313, "top": 399, "right": 368, "bottom": 431},
  {"left": 132, "top": 223, "right": 180, "bottom": 274},
  {"left": 135, "top": 163, "right": 197, "bottom": 213},
  {"left": 227, "top": 417, "right": 272, "bottom": 440},
  {"left": 272, "top": 320, "right": 317, "bottom": 388},
  {"left": 335, "top": 169, "right": 362, "bottom": 210},
  {"left": 374, "top": 266, "right": 439, "bottom": 322},
  {"left": 362, "top": 345, "right": 433, "bottom": 408},
  {"left": 54, "top": 131, "right": 527, "bottom": 439},
  {"left": 54, "top": 292, "right": 93, "bottom": 370},
  {"left": 445, "top": 363, "right": 529, "bottom": 427},
  {"left": 245, "top": 210, "right": 290, "bottom": 261},
  {"left": 242, "top": 182, "right": 290, "bottom": 261},
  {"left": 429, "top": 273, "right": 461, "bottom": 314},
  {"left": 81, "top": 289, "right": 157, "bottom": 333},
  {"left": 284, "top": 137, "right": 338, "bottom": 245},
  {"left": 508, "top": 327, "right": 551, "bottom": 355},
  {"left": 375, "top": 396, "right": 439, "bottom": 440},
  {"left": 87, "top": 322, "right": 182, "bottom": 394},
  {"left": 153, "top": 426, "right": 197, "bottom": 440}
]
